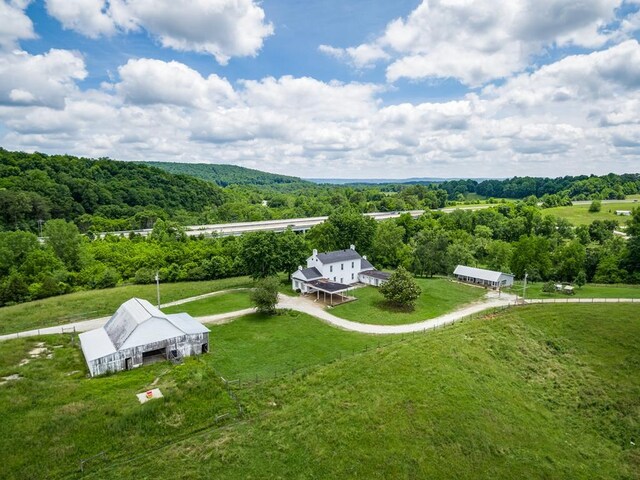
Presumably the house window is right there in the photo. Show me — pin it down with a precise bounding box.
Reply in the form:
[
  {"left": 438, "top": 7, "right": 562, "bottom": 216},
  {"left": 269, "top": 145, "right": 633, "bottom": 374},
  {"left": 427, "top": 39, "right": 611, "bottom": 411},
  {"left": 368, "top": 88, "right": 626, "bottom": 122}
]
[
  {"left": 330, "top": 265, "right": 333, "bottom": 272},
  {"left": 341, "top": 263, "right": 344, "bottom": 270},
  {"left": 333, "top": 277, "right": 336, "bottom": 281},
  {"left": 351, "top": 273, "right": 354, "bottom": 280}
]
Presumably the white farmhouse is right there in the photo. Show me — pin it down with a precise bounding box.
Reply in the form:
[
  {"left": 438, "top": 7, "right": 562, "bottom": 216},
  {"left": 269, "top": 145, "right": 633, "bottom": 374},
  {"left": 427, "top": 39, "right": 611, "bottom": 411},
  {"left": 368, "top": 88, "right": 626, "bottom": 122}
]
[
  {"left": 453, "top": 265, "right": 514, "bottom": 289},
  {"left": 291, "top": 245, "right": 390, "bottom": 298},
  {"left": 79, "top": 298, "right": 209, "bottom": 377}
]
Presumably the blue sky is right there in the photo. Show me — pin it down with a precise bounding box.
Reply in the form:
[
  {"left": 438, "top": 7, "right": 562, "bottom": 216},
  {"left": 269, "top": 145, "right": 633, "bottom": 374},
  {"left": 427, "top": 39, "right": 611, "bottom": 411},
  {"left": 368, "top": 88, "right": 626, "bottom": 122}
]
[{"left": 0, "top": 0, "right": 639, "bottom": 178}]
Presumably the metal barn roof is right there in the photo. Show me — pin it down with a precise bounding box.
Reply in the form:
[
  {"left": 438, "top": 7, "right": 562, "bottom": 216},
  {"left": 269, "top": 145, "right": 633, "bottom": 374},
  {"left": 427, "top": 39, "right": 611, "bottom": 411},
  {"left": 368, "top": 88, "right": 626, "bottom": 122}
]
[
  {"left": 453, "top": 265, "right": 513, "bottom": 282},
  {"left": 80, "top": 298, "right": 209, "bottom": 362}
]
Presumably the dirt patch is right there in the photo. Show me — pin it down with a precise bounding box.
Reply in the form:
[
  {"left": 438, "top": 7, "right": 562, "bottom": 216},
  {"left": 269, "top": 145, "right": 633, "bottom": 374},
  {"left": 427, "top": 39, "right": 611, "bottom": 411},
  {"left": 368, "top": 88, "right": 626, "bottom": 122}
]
[
  {"left": 18, "top": 359, "right": 30, "bottom": 367},
  {"left": 0, "top": 374, "right": 22, "bottom": 386},
  {"left": 28, "top": 342, "right": 52, "bottom": 360}
]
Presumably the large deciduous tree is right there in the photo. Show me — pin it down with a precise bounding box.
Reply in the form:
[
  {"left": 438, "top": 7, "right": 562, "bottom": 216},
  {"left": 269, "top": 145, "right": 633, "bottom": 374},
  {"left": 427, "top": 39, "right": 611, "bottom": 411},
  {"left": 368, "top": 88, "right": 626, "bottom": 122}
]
[
  {"left": 43, "top": 219, "right": 83, "bottom": 270},
  {"left": 412, "top": 229, "right": 449, "bottom": 277},
  {"left": 240, "top": 231, "right": 281, "bottom": 279},
  {"left": 372, "top": 220, "right": 406, "bottom": 268},
  {"left": 510, "top": 235, "right": 552, "bottom": 281}
]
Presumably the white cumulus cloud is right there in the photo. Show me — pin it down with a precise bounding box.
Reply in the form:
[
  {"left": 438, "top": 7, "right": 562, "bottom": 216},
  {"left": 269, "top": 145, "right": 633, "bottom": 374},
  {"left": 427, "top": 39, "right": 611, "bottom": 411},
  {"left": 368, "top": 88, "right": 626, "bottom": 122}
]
[
  {"left": 323, "top": 0, "right": 632, "bottom": 86},
  {"left": 45, "top": 0, "right": 274, "bottom": 64}
]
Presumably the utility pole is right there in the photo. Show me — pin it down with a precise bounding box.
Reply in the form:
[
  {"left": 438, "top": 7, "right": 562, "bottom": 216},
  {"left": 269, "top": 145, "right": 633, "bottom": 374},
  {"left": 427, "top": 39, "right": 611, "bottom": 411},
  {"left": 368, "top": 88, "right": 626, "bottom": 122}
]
[
  {"left": 522, "top": 271, "right": 528, "bottom": 304},
  {"left": 155, "top": 271, "right": 161, "bottom": 308}
]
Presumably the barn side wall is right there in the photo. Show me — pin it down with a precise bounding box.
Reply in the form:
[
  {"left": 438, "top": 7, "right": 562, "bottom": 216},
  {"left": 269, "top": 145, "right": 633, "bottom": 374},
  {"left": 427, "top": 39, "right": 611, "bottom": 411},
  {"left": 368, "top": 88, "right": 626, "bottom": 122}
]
[{"left": 88, "top": 332, "right": 209, "bottom": 377}]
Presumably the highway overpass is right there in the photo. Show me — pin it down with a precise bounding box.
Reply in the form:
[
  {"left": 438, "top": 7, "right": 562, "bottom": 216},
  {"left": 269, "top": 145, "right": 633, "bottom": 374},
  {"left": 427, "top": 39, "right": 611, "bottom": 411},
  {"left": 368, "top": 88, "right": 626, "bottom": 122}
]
[{"left": 92, "top": 205, "right": 501, "bottom": 239}]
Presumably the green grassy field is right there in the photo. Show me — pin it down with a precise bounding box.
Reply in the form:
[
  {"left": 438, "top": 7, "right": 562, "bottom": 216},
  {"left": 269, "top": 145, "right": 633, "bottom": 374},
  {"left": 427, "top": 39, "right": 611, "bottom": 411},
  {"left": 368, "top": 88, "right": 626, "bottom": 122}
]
[
  {"left": 13, "top": 303, "right": 632, "bottom": 479},
  {"left": 0, "top": 277, "right": 253, "bottom": 335},
  {"left": 0, "top": 310, "right": 383, "bottom": 479},
  {"left": 507, "top": 282, "right": 640, "bottom": 299},
  {"left": 544, "top": 201, "right": 637, "bottom": 226},
  {"left": 330, "top": 277, "right": 485, "bottom": 325},
  {"left": 209, "top": 310, "right": 382, "bottom": 380},
  {"left": 163, "top": 290, "right": 253, "bottom": 317}
]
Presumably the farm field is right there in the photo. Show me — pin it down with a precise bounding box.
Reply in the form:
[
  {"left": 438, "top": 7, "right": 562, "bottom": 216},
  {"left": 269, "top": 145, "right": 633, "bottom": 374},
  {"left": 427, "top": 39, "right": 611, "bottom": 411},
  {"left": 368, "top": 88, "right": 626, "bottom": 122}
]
[
  {"left": 2, "top": 304, "right": 635, "bottom": 478},
  {"left": 330, "top": 277, "right": 486, "bottom": 325},
  {"left": 163, "top": 290, "right": 253, "bottom": 317},
  {"left": 0, "top": 310, "right": 384, "bottom": 479},
  {"left": 507, "top": 282, "right": 640, "bottom": 299},
  {"left": 544, "top": 201, "right": 637, "bottom": 226},
  {"left": 0, "top": 276, "right": 254, "bottom": 335}
]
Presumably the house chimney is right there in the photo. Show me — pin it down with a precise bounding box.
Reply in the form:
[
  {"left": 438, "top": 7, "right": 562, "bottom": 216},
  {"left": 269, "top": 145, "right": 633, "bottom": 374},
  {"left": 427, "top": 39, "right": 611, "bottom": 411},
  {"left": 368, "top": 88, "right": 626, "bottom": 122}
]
[
  {"left": 312, "top": 249, "right": 318, "bottom": 256},
  {"left": 350, "top": 244, "right": 355, "bottom": 250},
  {"left": 363, "top": 255, "right": 367, "bottom": 260},
  {"left": 298, "top": 265, "right": 303, "bottom": 271}
]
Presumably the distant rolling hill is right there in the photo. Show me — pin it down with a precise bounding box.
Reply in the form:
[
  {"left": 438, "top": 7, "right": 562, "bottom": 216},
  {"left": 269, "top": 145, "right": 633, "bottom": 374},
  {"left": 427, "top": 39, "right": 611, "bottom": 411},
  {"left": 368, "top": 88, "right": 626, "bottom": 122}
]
[{"left": 144, "top": 162, "right": 309, "bottom": 187}]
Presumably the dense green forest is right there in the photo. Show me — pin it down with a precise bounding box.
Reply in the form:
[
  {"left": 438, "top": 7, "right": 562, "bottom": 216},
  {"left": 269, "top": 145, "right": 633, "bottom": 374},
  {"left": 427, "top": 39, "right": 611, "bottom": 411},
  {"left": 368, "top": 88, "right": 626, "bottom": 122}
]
[
  {"left": 3, "top": 149, "right": 640, "bottom": 235},
  {"left": 144, "top": 161, "right": 309, "bottom": 187},
  {"left": 0, "top": 149, "right": 225, "bottom": 232},
  {"left": 1, "top": 148, "right": 640, "bottom": 307}
]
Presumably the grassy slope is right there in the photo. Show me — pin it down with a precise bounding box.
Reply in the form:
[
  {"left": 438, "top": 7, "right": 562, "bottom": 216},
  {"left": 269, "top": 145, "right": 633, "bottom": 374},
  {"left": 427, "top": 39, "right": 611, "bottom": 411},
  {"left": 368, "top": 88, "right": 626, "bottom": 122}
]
[
  {"left": 2, "top": 305, "right": 638, "bottom": 479},
  {"left": 163, "top": 290, "right": 253, "bottom": 316},
  {"left": 331, "top": 277, "right": 485, "bottom": 325},
  {"left": 507, "top": 282, "right": 640, "bottom": 299},
  {"left": 99, "top": 304, "right": 640, "bottom": 479},
  {"left": 544, "top": 202, "right": 637, "bottom": 225},
  {"left": 0, "top": 335, "right": 236, "bottom": 480},
  {"left": 0, "top": 277, "right": 253, "bottom": 335}
]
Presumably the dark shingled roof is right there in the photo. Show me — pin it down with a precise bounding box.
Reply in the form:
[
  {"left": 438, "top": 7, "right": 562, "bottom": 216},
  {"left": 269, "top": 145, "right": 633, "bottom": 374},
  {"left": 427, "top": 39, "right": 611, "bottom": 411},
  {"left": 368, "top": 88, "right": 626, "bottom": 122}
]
[
  {"left": 307, "top": 279, "right": 351, "bottom": 293},
  {"left": 297, "top": 267, "right": 323, "bottom": 280},
  {"left": 316, "top": 249, "right": 362, "bottom": 264},
  {"left": 360, "top": 270, "right": 391, "bottom": 280},
  {"left": 361, "top": 258, "right": 373, "bottom": 270}
]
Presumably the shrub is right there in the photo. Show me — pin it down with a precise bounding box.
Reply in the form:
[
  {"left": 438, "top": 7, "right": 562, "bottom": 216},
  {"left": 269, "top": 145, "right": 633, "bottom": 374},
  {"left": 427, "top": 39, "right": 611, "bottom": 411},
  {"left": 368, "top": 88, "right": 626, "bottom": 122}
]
[
  {"left": 251, "top": 276, "right": 280, "bottom": 314},
  {"left": 379, "top": 266, "right": 422, "bottom": 309}
]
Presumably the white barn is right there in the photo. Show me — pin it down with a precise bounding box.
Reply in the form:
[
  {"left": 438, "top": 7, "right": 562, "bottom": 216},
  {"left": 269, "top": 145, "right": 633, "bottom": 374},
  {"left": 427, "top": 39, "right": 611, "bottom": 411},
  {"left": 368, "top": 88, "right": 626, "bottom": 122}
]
[
  {"left": 453, "top": 265, "right": 514, "bottom": 289},
  {"left": 79, "top": 298, "right": 210, "bottom": 377},
  {"left": 291, "top": 245, "right": 390, "bottom": 296}
]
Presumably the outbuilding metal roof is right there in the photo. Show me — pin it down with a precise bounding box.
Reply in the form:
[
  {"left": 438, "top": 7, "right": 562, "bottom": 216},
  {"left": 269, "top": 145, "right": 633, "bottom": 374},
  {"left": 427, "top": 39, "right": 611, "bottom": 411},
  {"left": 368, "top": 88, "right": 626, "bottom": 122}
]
[
  {"left": 360, "top": 270, "right": 391, "bottom": 280},
  {"left": 453, "top": 265, "right": 513, "bottom": 282}
]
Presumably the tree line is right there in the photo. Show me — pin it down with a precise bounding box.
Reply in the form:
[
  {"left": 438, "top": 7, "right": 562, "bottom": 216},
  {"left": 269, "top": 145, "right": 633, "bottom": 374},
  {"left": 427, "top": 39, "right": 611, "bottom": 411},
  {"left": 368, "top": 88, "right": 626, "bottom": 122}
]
[{"left": 1, "top": 205, "right": 639, "bottom": 307}]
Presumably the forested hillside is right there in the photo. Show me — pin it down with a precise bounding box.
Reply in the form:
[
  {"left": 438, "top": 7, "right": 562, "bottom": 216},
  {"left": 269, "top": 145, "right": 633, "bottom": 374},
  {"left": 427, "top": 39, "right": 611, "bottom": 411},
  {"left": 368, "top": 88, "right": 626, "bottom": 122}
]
[
  {"left": 145, "top": 161, "right": 308, "bottom": 187},
  {"left": 0, "top": 149, "right": 225, "bottom": 232},
  {"left": 435, "top": 174, "right": 640, "bottom": 200}
]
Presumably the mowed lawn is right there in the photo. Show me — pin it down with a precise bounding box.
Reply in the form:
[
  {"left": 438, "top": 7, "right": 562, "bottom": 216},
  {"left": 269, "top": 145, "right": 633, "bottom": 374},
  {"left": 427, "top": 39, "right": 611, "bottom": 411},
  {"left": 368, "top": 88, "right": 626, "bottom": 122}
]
[
  {"left": 331, "top": 277, "right": 486, "bottom": 325},
  {"left": 508, "top": 282, "right": 640, "bottom": 299},
  {"left": 208, "top": 310, "right": 383, "bottom": 380},
  {"left": 544, "top": 201, "right": 638, "bottom": 226},
  {"left": 163, "top": 290, "right": 253, "bottom": 317},
  {"left": 83, "top": 304, "right": 639, "bottom": 479},
  {"left": 0, "top": 276, "right": 253, "bottom": 335}
]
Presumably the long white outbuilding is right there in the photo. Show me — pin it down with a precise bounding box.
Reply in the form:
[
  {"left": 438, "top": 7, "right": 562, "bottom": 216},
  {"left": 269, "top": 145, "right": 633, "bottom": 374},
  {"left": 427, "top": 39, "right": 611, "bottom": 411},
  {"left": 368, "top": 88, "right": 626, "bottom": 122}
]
[{"left": 453, "top": 265, "right": 514, "bottom": 289}]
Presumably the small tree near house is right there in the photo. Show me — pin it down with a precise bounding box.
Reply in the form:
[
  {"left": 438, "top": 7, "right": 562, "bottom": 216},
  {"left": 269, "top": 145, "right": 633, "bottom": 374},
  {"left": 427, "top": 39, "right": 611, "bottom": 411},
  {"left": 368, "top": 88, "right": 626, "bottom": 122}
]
[
  {"left": 379, "top": 266, "right": 421, "bottom": 310},
  {"left": 251, "top": 276, "right": 280, "bottom": 315}
]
